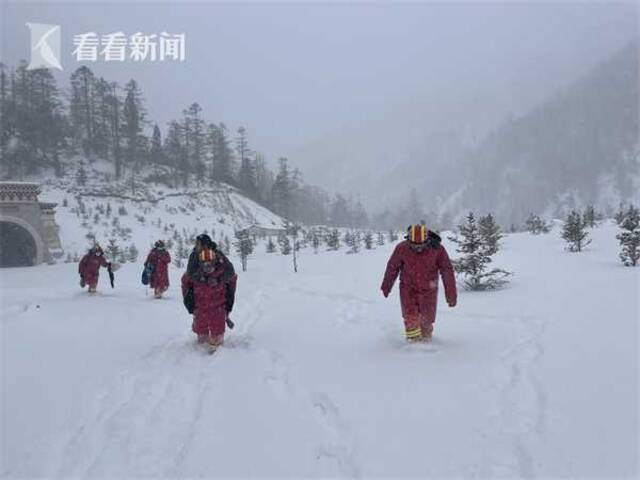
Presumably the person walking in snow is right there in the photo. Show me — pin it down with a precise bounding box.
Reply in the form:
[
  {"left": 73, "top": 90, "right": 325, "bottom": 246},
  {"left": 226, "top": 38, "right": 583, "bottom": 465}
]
[
  {"left": 181, "top": 234, "right": 237, "bottom": 350},
  {"left": 145, "top": 240, "right": 171, "bottom": 298},
  {"left": 78, "top": 244, "right": 112, "bottom": 294},
  {"left": 381, "top": 225, "right": 457, "bottom": 342}
]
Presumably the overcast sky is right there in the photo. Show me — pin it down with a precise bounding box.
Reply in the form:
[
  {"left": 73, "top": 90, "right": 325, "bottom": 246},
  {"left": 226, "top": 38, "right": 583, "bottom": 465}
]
[{"left": 2, "top": 1, "right": 638, "bottom": 173}]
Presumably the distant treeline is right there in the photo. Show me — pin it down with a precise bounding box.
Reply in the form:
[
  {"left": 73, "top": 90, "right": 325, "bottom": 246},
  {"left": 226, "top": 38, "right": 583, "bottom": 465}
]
[{"left": 0, "top": 61, "right": 369, "bottom": 228}]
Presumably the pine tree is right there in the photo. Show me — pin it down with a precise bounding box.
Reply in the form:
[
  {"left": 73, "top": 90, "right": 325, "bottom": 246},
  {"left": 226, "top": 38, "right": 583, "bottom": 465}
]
[
  {"left": 106, "top": 238, "right": 120, "bottom": 260},
  {"left": 615, "top": 202, "right": 627, "bottom": 225},
  {"left": 448, "top": 212, "right": 511, "bottom": 290},
  {"left": 616, "top": 204, "right": 640, "bottom": 267},
  {"left": 183, "top": 103, "right": 206, "bottom": 186},
  {"left": 271, "top": 157, "right": 292, "bottom": 219},
  {"left": 266, "top": 236, "right": 276, "bottom": 253},
  {"left": 583, "top": 205, "right": 598, "bottom": 228},
  {"left": 122, "top": 80, "right": 145, "bottom": 176},
  {"left": 525, "top": 213, "right": 551, "bottom": 234},
  {"left": 209, "top": 123, "right": 234, "bottom": 185},
  {"left": 561, "top": 210, "right": 591, "bottom": 252},
  {"left": 76, "top": 160, "right": 87, "bottom": 185},
  {"left": 388, "top": 229, "right": 398, "bottom": 242},
  {"left": 364, "top": 231, "right": 374, "bottom": 250},
  {"left": 234, "top": 230, "right": 254, "bottom": 272},
  {"left": 326, "top": 229, "right": 341, "bottom": 251},
  {"left": 478, "top": 213, "right": 502, "bottom": 256},
  {"left": 311, "top": 229, "right": 320, "bottom": 253},
  {"left": 377, "top": 231, "right": 385, "bottom": 246},
  {"left": 236, "top": 126, "right": 256, "bottom": 197},
  {"left": 278, "top": 234, "right": 291, "bottom": 255},
  {"left": 150, "top": 124, "right": 163, "bottom": 174}
]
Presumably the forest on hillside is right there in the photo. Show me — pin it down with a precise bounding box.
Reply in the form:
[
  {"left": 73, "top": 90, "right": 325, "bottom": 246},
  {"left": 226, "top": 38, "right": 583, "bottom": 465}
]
[{"left": 0, "top": 62, "right": 369, "bottom": 228}]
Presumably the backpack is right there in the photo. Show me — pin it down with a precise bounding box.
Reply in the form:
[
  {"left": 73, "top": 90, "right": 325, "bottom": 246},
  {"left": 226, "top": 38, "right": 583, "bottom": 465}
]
[
  {"left": 141, "top": 261, "right": 154, "bottom": 285},
  {"left": 183, "top": 284, "right": 195, "bottom": 314}
]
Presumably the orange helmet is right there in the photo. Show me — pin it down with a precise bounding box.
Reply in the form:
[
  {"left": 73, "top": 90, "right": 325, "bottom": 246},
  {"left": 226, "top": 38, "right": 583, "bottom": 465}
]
[
  {"left": 199, "top": 248, "right": 216, "bottom": 263},
  {"left": 408, "top": 224, "right": 428, "bottom": 244}
]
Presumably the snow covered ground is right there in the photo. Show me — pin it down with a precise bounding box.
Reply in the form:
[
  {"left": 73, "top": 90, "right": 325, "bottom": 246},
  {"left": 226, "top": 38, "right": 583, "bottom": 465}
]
[{"left": 1, "top": 221, "right": 638, "bottom": 478}]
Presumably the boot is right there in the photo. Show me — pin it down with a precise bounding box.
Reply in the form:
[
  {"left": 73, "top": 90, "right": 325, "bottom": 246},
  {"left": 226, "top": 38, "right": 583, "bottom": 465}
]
[{"left": 197, "top": 334, "right": 208, "bottom": 344}]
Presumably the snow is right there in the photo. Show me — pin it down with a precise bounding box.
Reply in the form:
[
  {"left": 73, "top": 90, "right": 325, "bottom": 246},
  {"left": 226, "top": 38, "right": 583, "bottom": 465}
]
[{"left": 1, "top": 221, "right": 638, "bottom": 478}]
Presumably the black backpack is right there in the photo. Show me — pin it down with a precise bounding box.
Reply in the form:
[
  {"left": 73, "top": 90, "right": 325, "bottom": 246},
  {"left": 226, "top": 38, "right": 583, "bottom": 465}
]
[{"left": 183, "top": 284, "right": 195, "bottom": 314}]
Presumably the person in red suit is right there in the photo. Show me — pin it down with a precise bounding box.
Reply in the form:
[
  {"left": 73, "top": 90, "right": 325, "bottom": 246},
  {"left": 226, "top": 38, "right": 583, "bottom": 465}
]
[
  {"left": 181, "top": 235, "right": 237, "bottom": 349},
  {"left": 78, "top": 244, "right": 111, "bottom": 294},
  {"left": 145, "top": 240, "right": 172, "bottom": 298},
  {"left": 381, "top": 225, "right": 457, "bottom": 342}
]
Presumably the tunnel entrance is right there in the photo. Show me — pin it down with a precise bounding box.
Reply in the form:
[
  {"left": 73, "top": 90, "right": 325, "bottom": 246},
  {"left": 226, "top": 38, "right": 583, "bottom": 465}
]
[{"left": 0, "top": 221, "right": 38, "bottom": 267}]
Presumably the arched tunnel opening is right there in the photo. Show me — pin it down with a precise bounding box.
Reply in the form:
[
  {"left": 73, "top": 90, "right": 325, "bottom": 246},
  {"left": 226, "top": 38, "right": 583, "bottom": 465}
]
[{"left": 0, "top": 221, "right": 38, "bottom": 267}]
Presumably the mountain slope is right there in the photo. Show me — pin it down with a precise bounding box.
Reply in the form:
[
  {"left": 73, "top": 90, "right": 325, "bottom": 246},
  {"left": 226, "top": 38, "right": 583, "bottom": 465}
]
[{"left": 447, "top": 42, "right": 640, "bottom": 225}]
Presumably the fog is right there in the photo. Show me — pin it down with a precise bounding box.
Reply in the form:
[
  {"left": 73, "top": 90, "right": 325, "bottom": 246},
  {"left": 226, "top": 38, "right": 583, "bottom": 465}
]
[{"left": 1, "top": 0, "right": 638, "bottom": 223}]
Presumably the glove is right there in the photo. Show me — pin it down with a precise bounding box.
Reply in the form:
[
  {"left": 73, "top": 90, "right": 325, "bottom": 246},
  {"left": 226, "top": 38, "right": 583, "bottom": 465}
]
[
  {"left": 381, "top": 287, "right": 389, "bottom": 298},
  {"left": 447, "top": 298, "right": 457, "bottom": 308},
  {"left": 80, "top": 276, "right": 86, "bottom": 288},
  {"left": 226, "top": 315, "right": 235, "bottom": 330}
]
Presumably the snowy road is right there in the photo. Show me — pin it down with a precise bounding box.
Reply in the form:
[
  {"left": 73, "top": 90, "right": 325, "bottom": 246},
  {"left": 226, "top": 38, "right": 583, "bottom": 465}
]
[{"left": 1, "top": 223, "right": 638, "bottom": 478}]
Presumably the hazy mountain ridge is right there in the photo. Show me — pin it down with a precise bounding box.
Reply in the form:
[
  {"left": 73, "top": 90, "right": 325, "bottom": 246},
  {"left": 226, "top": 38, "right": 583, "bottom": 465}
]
[{"left": 444, "top": 42, "right": 640, "bottom": 226}]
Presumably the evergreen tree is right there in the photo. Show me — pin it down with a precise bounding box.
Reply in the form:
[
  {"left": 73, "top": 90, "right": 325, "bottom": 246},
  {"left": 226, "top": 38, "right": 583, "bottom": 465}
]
[
  {"left": 76, "top": 160, "right": 88, "bottom": 185},
  {"left": 561, "top": 210, "right": 591, "bottom": 252},
  {"left": 209, "top": 122, "right": 234, "bottom": 185},
  {"left": 583, "top": 205, "right": 599, "bottom": 228},
  {"left": 271, "top": 157, "right": 292, "bottom": 218},
  {"left": 615, "top": 202, "right": 627, "bottom": 225},
  {"left": 525, "top": 213, "right": 551, "bottom": 234},
  {"left": 183, "top": 103, "right": 206, "bottom": 185},
  {"left": 616, "top": 204, "right": 640, "bottom": 266},
  {"left": 377, "top": 231, "right": 385, "bottom": 246},
  {"left": 122, "top": 80, "right": 145, "bottom": 175},
  {"left": 449, "top": 212, "right": 511, "bottom": 290},
  {"left": 164, "top": 121, "right": 186, "bottom": 187},
  {"left": 106, "top": 238, "right": 120, "bottom": 260},
  {"left": 311, "top": 229, "right": 320, "bottom": 253},
  {"left": 364, "top": 231, "right": 374, "bottom": 250},
  {"left": 149, "top": 124, "right": 163, "bottom": 174},
  {"left": 326, "top": 229, "right": 340, "bottom": 251},
  {"left": 236, "top": 126, "right": 256, "bottom": 197},
  {"left": 278, "top": 234, "right": 291, "bottom": 255},
  {"left": 69, "top": 66, "right": 97, "bottom": 157},
  {"left": 234, "top": 230, "right": 254, "bottom": 272},
  {"left": 266, "top": 236, "right": 276, "bottom": 253},
  {"left": 478, "top": 213, "right": 502, "bottom": 256}
]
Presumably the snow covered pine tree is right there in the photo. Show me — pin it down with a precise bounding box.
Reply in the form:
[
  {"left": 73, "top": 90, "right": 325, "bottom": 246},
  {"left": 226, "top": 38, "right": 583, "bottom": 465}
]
[
  {"left": 448, "top": 212, "right": 511, "bottom": 290},
  {"left": 616, "top": 204, "right": 640, "bottom": 266},
  {"left": 562, "top": 210, "right": 591, "bottom": 252}
]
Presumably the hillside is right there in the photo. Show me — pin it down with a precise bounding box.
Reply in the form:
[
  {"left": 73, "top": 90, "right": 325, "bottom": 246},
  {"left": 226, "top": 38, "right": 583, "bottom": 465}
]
[
  {"left": 38, "top": 162, "right": 286, "bottom": 261},
  {"left": 1, "top": 221, "right": 638, "bottom": 478},
  {"left": 444, "top": 42, "right": 640, "bottom": 226}
]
